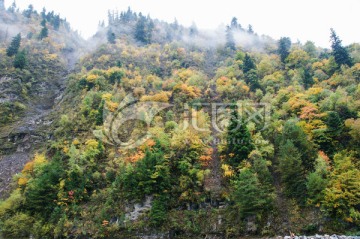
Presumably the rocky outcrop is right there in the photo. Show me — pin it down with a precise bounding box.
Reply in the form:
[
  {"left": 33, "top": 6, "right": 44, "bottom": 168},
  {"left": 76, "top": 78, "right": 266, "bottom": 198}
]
[
  {"left": 0, "top": 152, "right": 29, "bottom": 197},
  {"left": 0, "top": 74, "right": 63, "bottom": 198},
  {"left": 125, "top": 196, "right": 153, "bottom": 221}
]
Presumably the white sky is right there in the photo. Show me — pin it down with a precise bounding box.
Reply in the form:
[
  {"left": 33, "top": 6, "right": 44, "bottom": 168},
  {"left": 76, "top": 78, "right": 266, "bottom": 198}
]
[{"left": 6, "top": 0, "right": 360, "bottom": 48}]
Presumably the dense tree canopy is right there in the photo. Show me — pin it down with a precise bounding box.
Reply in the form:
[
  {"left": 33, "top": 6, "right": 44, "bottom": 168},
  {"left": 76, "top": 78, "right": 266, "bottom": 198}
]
[{"left": 0, "top": 5, "right": 360, "bottom": 239}]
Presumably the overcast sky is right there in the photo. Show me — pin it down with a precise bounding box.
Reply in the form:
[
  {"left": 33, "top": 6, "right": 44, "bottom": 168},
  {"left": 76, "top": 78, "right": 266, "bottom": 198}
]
[{"left": 6, "top": 0, "right": 360, "bottom": 48}]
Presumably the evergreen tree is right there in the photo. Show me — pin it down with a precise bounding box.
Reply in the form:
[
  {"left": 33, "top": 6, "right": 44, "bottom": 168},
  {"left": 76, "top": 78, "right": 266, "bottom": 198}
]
[
  {"left": 6, "top": 33, "right": 21, "bottom": 57},
  {"left": 230, "top": 17, "right": 241, "bottom": 30},
  {"left": 24, "top": 160, "right": 65, "bottom": 218},
  {"left": 147, "top": 17, "right": 155, "bottom": 39},
  {"left": 325, "top": 111, "right": 344, "bottom": 152},
  {"left": 39, "top": 25, "right": 48, "bottom": 40},
  {"left": 226, "top": 107, "right": 254, "bottom": 167},
  {"left": 171, "top": 18, "right": 179, "bottom": 31},
  {"left": 252, "top": 154, "right": 273, "bottom": 186},
  {"left": 108, "top": 10, "right": 114, "bottom": 25},
  {"left": 278, "top": 140, "right": 306, "bottom": 200},
  {"left": 41, "top": 7, "right": 46, "bottom": 19},
  {"left": 107, "top": 28, "right": 116, "bottom": 44},
  {"left": 231, "top": 168, "right": 273, "bottom": 218},
  {"left": 189, "top": 22, "right": 198, "bottom": 36},
  {"left": 243, "top": 54, "right": 256, "bottom": 74},
  {"left": 149, "top": 194, "right": 169, "bottom": 227},
  {"left": 245, "top": 69, "right": 260, "bottom": 91},
  {"left": 330, "top": 28, "right": 353, "bottom": 67},
  {"left": 13, "top": 50, "right": 26, "bottom": 69},
  {"left": 280, "top": 120, "right": 317, "bottom": 171},
  {"left": 23, "top": 4, "right": 33, "bottom": 18},
  {"left": 247, "top": 24, "right": 254, "bottom": 34},
  {"left": 98, "top": 20, "right": 105, "bottom": 28},
  {"left": 242, "top": 54, "right": 260, "bottom": 90},
  {"left": 53, "top": 15, "right": 61, "bottom": 30},
  {"left": 41, "top": 18, "right": 46, "bottom": 27},
  {"left": 306, "top": 156, "right": 329, "bottom": 205},
  {"left": 225, "top": 25, "right": 236, "bottom": 51},
  {"left": 278, "top": 37, "right": 291, "bottom": 63},
  {"left": 326, "top": 111, "right": 343, "bottom": 136},
  {"left": 8, "top": 0, "right": 16, "bottom": 13},
  {"left": 134, "top": 15, "right": 152, "bottom": 44},
  {"left": 303, "top": 67, "right": 314, "bottom": 90}
]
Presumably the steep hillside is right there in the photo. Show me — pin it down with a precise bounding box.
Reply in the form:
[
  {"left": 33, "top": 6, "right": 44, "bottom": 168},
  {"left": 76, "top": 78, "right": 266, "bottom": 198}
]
[
  {"left": 0, "top": 4, "right": 84, "bottom": 198},
  {"left": 0, "top": 6, "right": 360, "bottom": 239}
]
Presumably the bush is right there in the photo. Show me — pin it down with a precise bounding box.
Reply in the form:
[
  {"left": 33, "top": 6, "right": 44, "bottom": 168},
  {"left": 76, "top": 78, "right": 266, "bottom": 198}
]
[{"left": 1, "top": 213, "right": 33, "bottom": 239}]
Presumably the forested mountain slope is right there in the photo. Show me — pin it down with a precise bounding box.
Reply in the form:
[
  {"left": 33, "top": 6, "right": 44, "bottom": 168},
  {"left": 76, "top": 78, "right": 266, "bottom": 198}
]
[
  {"left": 0, "top": 3, "right": 84, "bottom": 197},
  {"left": 0, "top": 5, "right": 360, "bottom": 239}
]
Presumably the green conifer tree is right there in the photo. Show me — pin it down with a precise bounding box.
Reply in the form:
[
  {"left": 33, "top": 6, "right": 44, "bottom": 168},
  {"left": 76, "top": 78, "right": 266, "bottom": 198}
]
[
  {"left": 39, "top": 25, "right": 48, "bottom": 40},
  {"left": 278, "top": 140, "right": 306, "bottom": 200},
  {"left": 225, "top": 25, "right": 236, "bottom": 51},
  {"left": 330, "top": 28, "right": 353, "bottom": 67},
  {"left": 278, "top": 37, "right": 291, "bottom": 63},
  {"left": 13, "top": 50, "right": 26, "bottom": 69},
  {"left": 6, "top": 33, "right": 21, "bottom": 57},
  {"left": 226, "top": 107, "right": 254, "bottom": 167},
  {"left": 231, "top": 168, "right": 273, "bottom": 218},
  {"left": 107, "top": 28, "right": 116, "bottom": 44}
]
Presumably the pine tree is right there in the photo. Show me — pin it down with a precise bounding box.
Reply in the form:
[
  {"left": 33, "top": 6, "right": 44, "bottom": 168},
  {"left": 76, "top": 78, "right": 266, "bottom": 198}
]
[
  {"left": 6, "top": 33, "right": 21, "bottom": 57},
  {"left": 41, "top": 18, "right": 46, "bottom": 27},
  {"left": 147, "top": 17, "right": 154, "bottom": 40},
  {"left": 53, "top": 15, "right": 61, "bottom": 30},
  {"left": 243, "top": 54, "right": 260, "bottom": 91},
  {"left": 278, "top": 140, "right": 306, "bottom": 200},
  {"left": 330, "top": 28, "right": 352, "bottom": 67},
  {"left": 247, "top": 24, "right": 254, "bottom": 34},
  {"left": 306, "top": 156, "right": 329, "bottom": 205},
  {"left": 225, "top": 25, "right": 236, "bottom": 51},
  {"left": 230, "top": 17, "right": 241, "bottom": 30},
  {"left": 41, "top": 7, "right": 46, "bottom": 19},
  {"left": 107, "top": 29, "right": 116, "bottom": 44},
  {"left": 39, "top": 25, "right": 48, "bottom": 40},
  {"left": 243, "top": 54, "right": 256, "bottom": 74},
  {"left": 134, "top": 15, "right": 152, "bottom": 44},
  {"left": 245, "top": 69, "right": 260, "bottom": 91},
  {"left": 108, "top": 10, "right": 114, "bottom": 25},
  {"left": 280, "top": 120, "right": 317, "bottom": 171},
  {"left": 23, "top": 4, "right": 33, "bottom": 18},
  {"left": 8, "top": 0, "right": 16, "bottom": 13},
  {"left": 226, "top": 107, "right": 254, "bottom": 167},
  {"left": 303, "top": 67, "right": 314, "bottom": 90},
  {"left": 326, "top": 111, "right": 343, "bottom": 134},
  {"left": 231, "top": 168, "right": 273, "bottom": 218},
  {"left": 189, "top": 22, "right": 198, "bottom": 36},
  {"left": 13, "top": 50, "right": 26, "bottom": 69},
  {"left": 278, "top": 37, "right": 291, "bottom": 63},
  {"left": 171, "top": 18, "right": 179, "bottom": 31}
]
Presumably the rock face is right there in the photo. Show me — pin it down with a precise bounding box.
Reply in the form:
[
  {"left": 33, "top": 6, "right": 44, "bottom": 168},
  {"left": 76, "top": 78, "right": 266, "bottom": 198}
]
[
  {"left": 125, "top": 196, "right": 153, "bottom": 221},
  {"left": 0, "top": 74, "right": 64, "bottom": 198},
  {"left": 0, "top": 153, "right": 29, "bottom": 197}
]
